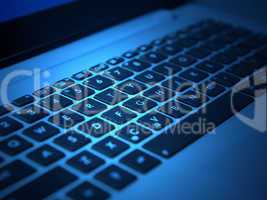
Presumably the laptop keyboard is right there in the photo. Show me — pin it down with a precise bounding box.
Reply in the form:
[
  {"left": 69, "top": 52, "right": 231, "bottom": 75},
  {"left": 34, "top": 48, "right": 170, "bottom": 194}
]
[{"left": 1, "top": 19, "right": 266, "bottom": 199}]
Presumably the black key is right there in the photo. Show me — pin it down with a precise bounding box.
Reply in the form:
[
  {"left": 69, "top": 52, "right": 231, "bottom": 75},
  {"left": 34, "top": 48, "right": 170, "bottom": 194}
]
[
  {"left": 104, "top": 67, "right": 133, "bottom": 81},
  {"left": 93, "top": 136, "right": 129, "bottom": 158},
  {"left": 72, "top": 99, "right": 107, "bottom": 117},
  {"left": 162, "top": 76, "right": 193, "bottom": 93},
  {"left": 176, "top": 38, "right": 198, "bottom": 48},
  {"left": 120, "top": 150, "right": 161, "bottom": 174},
  {"left": 14, "top": 105, "right": 49, "bottom": 123},
  {"left": 39, "top": 94, "right": 73, "bottom": 111},
  {"left": 143, "top": 86, "right": 175, "bottom": 102},
  {"left": 95, "top": 165, "right": 136, "bottom": 190},
  {"left": 153, "top": 62, "right": 182, "bottom": 76},
  {"left": 160, "top": 43, "right": 183, "bottom": 56},
  {"left": 176, "top": 31, "right": 195, "bottom": 42},
  {"left": 223, "top": 45, "right": 250, "bottom": 58},
  {"left": 122, "top": 59, "right": 151, "bottom": 72},
  {"left": 212, "top": 72, "right": 240, "bottom": 87},
  {"left": 0, "top": 135, "right": 32, "bottom": 156},
  {"left": 137, "top": 44, "right": 153, "bottom": 52},
  {"left": 141, "top": 51, "right": 167, "bottom": 64},
  {"left": 106, "top": 57, "right": 124, "bottom": 65},
  {"left": 135, "top": 70, "right": 165, "bottom": 85},
  {"left": 78, "top": 118, "right": 115, "bottom": 138},
  {"left": 0, "top": 117, "right": 23, "bottom": 136},
  {"left": 202, "top": 37, "right": 226, "bottom": 51},
  {"left": 54, "top": 130, "right": 91, "bottom": 151},
  {"left": 0, "top": 104, "right": 13, "bottom": 116},
  {"left": 138, "top": 112, "right": 173, "bottom": 131},
  {"left": 102, "top": 106, "right": 137, "bottom": 125},
  {"left": 53, "top": 78, "right": 75, "bottom": 89},
  {"left": 23, "top": 122, "right": 60, "bottom": 142},
  {"left": 240, "top": 35, "right": 267, "bottom": 49},
  {"left": 177, "top": 90, "right": 209, "bottom": 108},
  {"left": 190, "top": 26, "right": 214, "bottom": 41},
  {"left": 67, "top": 182, "right": 110, "bottom": 200},
  {"left": 186, "top": 47, "right": 211, "bottom": 59},
  {"left": 196, "top": 61, "right": 223, "bottom": 74},
  {"left": 221, "top": 29, "right": 246, "bottom": 43},
  {"left": 227, "top": 60, "right": 258, "bottom": 78},
  {"left": 116, "top": 79, "right": 147, "bottom": 95},
  {"left": 256, "top": 47, "right": 267, "bottom": 60},
  {"left": 67, "top": 151, "right": 105, "bottom": 173},
  {"left": 171, "top": 55, "right": 197, "bottom": 67},
  {"left": 94, "top": 88, "right": 128, "bottom": 105},
  {"left": 6, "top": 167, "right": 77, "bottom": 200},
  {"left": 0, "top": 160, "right": 36, "bottom": 190},
  {"left": 210, "top": 52, "right": 237, "bottom": 65},
  {"left": 62, "top": 84, "right": 94, "bottom": 100},
  {"left": 49, "top": 109, "right": 84, "bottom": 129},
  {"left": 158, "top": 100, "right": 192, "bottom": 118},
  {"left": 72, "top": 70, "right": 92, "bottom": 81},
  {"left": 197, "top": 81, "right": 225, "bottom": 97},
  {"left": 27, "top": 145, "right": 64, "bottom": 166},
  {"left": 151, "top": 38, "right": 166, "bottom": 46},
  {"left": 89, "top": 63, "right": 109, "bottom": 73},
  {"left": 123, "top": 96, "right": 157, "bottom": 113},
  {"left": 179, "top": 68, "right": 209, "bottom": 83},
  {"left": 12, "top": 95, "right": 35, "bottom": 107},
  {"left": 144, "top": 91, "right": 253, "bottom": 158},
  {"left": 117, "top": 123, "right": 152, "bottom": 143},
  {"left": 33, "top": 86, "right": 56, "bottom": 98},
  {"left": 122, "top": 51, "right": 139, "bottom": 59},
  {"left": 244, "top": 54, "right": 266, "bottom": 70},
  {"left": 83, "top": 75, "right": 114, "bottom": 90}
]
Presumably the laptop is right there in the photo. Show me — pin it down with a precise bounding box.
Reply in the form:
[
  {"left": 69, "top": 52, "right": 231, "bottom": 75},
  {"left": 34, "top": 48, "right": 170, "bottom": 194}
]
[{"left": 0, "top": 0, "right": 266, "bottom": 199}]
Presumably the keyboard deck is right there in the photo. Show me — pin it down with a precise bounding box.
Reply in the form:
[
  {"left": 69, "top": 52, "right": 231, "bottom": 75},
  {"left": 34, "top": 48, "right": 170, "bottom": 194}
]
[{"left": 0, "top": 19, "right": 266, "bottom": 200}]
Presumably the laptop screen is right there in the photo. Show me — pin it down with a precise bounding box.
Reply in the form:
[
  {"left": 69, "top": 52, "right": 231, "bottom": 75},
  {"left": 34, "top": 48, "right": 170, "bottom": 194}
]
[
  {"left": 0, "top": 0, "right": 75, "bottom": 23},
  {"left": 0, "top": 0, "right": 182, "bottom": 68}
]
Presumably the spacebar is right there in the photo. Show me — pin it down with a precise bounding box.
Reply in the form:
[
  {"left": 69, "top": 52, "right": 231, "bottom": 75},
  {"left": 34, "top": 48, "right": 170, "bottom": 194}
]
[
  {"left": 6, "top": 167, "right": 77, "bottom": 200},
  {"left": 143, "top": 91, "right": 253, "bottom": 158}
]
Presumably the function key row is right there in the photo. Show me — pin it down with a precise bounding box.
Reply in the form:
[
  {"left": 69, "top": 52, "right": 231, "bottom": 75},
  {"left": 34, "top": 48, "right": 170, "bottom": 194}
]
[{"left": 12, "top": 95, "right": 35, "bottom": 107}]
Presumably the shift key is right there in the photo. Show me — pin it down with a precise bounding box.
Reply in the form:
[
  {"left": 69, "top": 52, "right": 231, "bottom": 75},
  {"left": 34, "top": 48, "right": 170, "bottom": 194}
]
[
  {"left": 6, "top": 167, "right": 77, "bottom": 200},
  {"left": 0, "top": 160, "right": 36, "bottom": 190}
]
